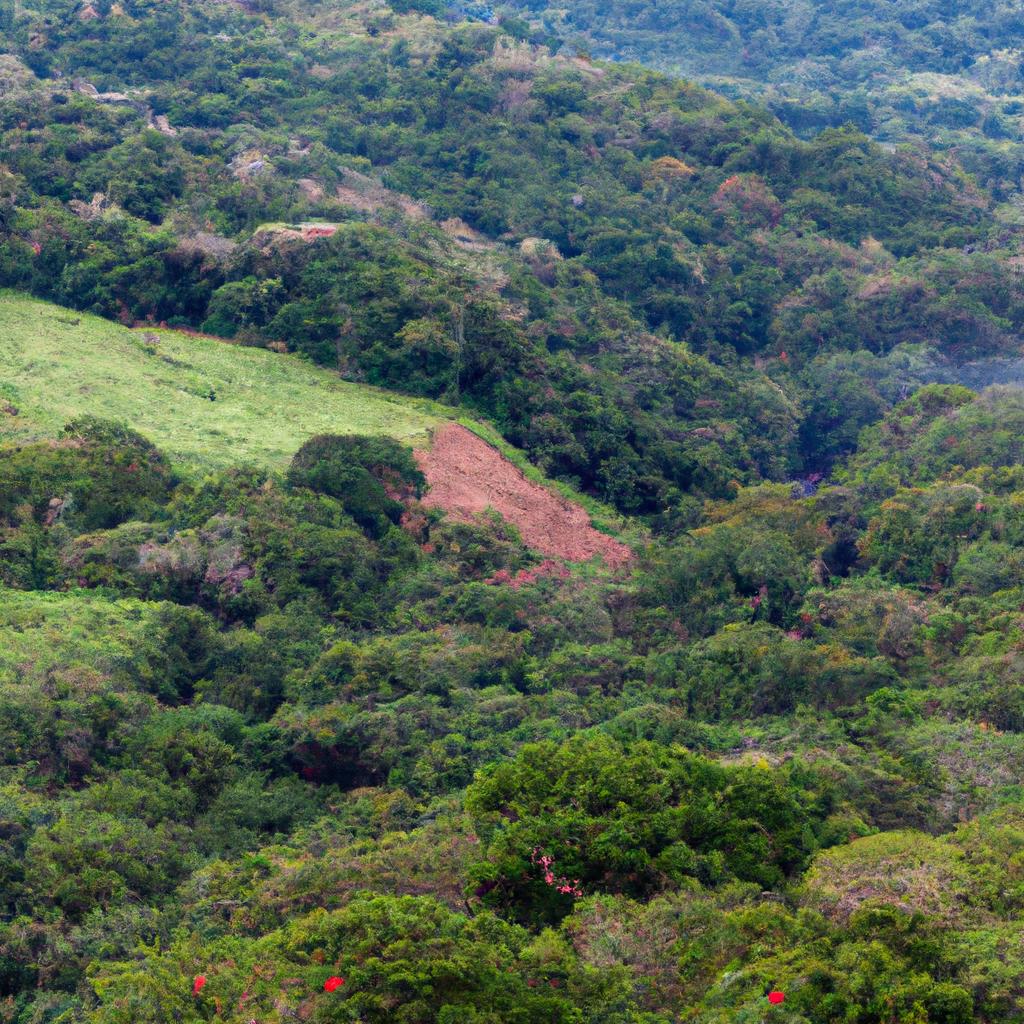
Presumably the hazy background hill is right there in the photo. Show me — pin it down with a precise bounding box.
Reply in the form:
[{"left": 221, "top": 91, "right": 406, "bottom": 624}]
[{"left": 501, "top": 0, "right": 1024, "bottom": 208}]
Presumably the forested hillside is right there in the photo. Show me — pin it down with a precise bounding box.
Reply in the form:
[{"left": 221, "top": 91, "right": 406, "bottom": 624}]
[
  {"left": 4, "top": 0, "right": 1024, "bottom": 513},
  {"left": 502, "top": 0, "right": 1024, "bottom": 202},
  {"left": 3, "top": 1, "right": 1024, "bottom": 1022}
]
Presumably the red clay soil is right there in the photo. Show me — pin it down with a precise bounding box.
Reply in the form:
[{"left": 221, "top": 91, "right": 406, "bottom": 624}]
[{"left": 415, "top": 424, "right": 632, "bottom": 567}]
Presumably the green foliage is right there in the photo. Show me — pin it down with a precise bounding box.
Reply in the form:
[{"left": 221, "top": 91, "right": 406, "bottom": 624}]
[
  {"left": 6, "top": 2, "right": 1024, "bottom": 1021},
  {"left": 24, "top": 809, "right": 190, "bottom": 922},
  {"left": 0, "top": 293, "right": 445, "bottom": 473},
  {"left": 287, "top": 432, "right": 425, "bottom": 536},
  {"left": 3, "top": 392, "right": 1024, "bottom": 1018},
  {"left": 503, "top": 0, "right": 1024, "bottom": 204},
  {"left": 0, "top": 418, "right": 174, "bottom": 530},
  {"left": 638, "top": 484, "right": 826, "bottom": 636},
  {"left": 466, "top": 734, "right": 831, "bottom": 923},
  {"left": 3, "top": 0, "right": 1021, "bottom": 514},
  {"left": 861, "top": 483, "right": 991, "bottom": 585}
]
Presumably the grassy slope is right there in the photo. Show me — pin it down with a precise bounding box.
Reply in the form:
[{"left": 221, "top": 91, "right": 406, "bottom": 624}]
[
  {"left": 0, "top": 290, "right": 635, "bottom": 543},
  {"left": 0, "top": 291, "right": 447, "bottom": 473}
]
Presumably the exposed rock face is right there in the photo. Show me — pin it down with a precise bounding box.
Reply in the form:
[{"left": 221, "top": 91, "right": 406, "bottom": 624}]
[
  {"left": 415, "top": 423, "right": 631, "bottom": 567},
  {"left": 151, "top": 114, "right": 177, "bottom": 136},
  {"left": 297, "top": 178, "right": 324, "bottom": 202},
  {"left": 69, "top": 192, "right": 116, "bottom": 221},
  {"left": 176, "top": 233, "right": 239, "bottom": 261}
]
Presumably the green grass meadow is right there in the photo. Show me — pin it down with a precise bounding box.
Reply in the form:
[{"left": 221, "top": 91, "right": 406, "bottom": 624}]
[{"left": 0, "top": 292, "right": 448, "bottom": 474}]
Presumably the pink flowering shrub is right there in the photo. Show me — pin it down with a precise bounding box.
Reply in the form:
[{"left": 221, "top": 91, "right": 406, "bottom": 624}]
[{"left": 531, "top": 849, "right": 583, "bottom": 897}]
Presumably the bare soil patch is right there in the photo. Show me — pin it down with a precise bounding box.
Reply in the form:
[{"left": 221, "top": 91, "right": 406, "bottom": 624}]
[{"left": 416, "top": 423, "right": 631, "bottom": 567}]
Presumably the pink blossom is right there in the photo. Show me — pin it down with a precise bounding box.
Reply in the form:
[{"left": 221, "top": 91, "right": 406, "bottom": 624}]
[{"left": 531, "top": 849, "right": 583, "bottom": 898}]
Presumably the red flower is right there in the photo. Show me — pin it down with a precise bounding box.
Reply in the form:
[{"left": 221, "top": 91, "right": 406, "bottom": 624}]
[
  {"left": 324, "top": 976, "right": 345, "bottom": 993},
  {"left": 768, "top": 990, "right": 785, "bottom": 1004},
  {"left": 193, "top": 976, "right": 207, "bottom": 995}
]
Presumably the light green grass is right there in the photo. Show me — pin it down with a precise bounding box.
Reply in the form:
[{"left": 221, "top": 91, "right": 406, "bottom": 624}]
[
  {"left": 0, "top": 586, "right": 176, "bottom": 688},
  {"left": 0, "top": 292, "right": 449, "bottom": 474}
]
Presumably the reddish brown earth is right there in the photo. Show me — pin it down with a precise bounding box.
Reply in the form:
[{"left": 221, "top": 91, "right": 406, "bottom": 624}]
[{"left": 415, "top": 423, "right": 631, "bottom": 567}]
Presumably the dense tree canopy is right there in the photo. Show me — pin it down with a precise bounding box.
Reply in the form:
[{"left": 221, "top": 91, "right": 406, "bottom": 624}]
[
  {"left": 503, "top": 0, "right": 1024, "bottom": 199},
  {"left": 4, "top": 1, "right": 1024, "bottom": 1021}
]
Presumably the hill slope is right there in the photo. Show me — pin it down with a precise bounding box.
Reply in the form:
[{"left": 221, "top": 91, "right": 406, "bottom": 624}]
[
  {"left": 0, "top": 292, "right": 445, "bottom": 471},
  {"left": 5, "top": 0, "right": 1024, "bottom": 516},
  {"left": 501, "top": 0, "right": 1024, "bottom": 199},
  {"left": 6, "top": 4, "right": 1024, "bottom": 1023},
  {"left": 0, "top": 291, "right": 631, "bottom": 560}
]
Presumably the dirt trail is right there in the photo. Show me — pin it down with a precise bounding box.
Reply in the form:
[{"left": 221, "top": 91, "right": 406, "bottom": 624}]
[{"left": 415, "top": 424, "right": 631, "bottom": 567}]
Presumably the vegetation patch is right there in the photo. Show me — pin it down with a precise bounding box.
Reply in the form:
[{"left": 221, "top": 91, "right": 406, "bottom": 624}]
[{"left": 0, "top": 292, "right": 446, "bottom": 473}]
